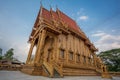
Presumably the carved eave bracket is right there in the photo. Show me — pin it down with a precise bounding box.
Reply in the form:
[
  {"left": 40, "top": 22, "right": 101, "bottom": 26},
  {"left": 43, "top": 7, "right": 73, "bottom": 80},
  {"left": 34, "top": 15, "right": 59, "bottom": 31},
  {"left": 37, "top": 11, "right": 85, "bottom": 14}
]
[{"left": 44, "top": 26, "right": 61, "bottom": 35}]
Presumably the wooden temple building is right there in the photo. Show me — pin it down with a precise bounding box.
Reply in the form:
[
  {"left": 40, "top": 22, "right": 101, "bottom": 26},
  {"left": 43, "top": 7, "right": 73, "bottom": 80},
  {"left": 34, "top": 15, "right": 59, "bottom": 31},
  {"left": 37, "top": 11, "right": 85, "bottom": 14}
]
[
  {"left": 0, "top": 60, "right": 23, "bottom": 70},
  {"left": 21, "top": 6, "right": 111, "bottom": 78}
]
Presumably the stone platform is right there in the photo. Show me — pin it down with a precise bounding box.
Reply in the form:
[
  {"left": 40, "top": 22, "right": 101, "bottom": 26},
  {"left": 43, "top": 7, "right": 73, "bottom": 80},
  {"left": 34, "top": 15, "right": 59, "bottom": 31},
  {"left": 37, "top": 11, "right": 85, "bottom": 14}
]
[{"left": 0, "top": 71, "right": 120, "bottom": 80}]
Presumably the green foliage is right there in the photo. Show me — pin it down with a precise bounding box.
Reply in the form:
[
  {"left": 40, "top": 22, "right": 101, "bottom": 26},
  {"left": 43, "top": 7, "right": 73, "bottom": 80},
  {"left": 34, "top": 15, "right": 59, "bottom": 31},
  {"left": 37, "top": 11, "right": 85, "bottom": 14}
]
[
  {"left": 4, "top": 48, "right": 14, "bottom": 60},
  {"left": 0, "top": 48, "right": 19, "bottom": 61},
  {"left": 0, "top": 56, "right": 2, "bottom": 60},
  {"left": 98, "top": 48, "right": 120, "bottom": 72}
]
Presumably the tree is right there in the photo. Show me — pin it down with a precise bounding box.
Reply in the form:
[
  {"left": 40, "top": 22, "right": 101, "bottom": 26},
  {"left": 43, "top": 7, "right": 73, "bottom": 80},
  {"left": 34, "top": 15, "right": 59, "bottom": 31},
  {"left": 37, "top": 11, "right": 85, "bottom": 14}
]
[
  {"left": 4, "top": 48, "right": 14, "bottom": 60},
  {"left": 0, "top": 55, "right": 2, "bottom": 60},
  {"left": 98, "top": 48, "right": 120, "bottom": 72}
]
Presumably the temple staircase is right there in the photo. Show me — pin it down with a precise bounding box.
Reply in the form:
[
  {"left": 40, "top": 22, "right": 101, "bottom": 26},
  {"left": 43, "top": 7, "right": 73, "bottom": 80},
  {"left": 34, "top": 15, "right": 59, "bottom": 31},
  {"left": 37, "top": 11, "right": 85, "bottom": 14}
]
[
  {"left": 42, "top": 61, "right": 63, "bottom": 77},
  {"left": 43, "top": 61, "right": 53, "bottom": 77},
  {"left": 53, "top": 61, "right": 63, "bottom": 77}
]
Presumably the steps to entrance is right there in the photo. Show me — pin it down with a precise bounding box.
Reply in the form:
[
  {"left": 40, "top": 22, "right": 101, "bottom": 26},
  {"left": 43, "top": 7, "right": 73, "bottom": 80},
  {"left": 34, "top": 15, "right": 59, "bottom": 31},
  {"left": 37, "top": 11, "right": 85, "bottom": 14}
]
[
  {"left": 43, "top": 61, "right": 54, "bottom": 77},
  {"left": 63, "top": 68, "right": 100, "bottom": 76},
  {"left": 42, "top": 61, "right": 63, "bottom": 77}
]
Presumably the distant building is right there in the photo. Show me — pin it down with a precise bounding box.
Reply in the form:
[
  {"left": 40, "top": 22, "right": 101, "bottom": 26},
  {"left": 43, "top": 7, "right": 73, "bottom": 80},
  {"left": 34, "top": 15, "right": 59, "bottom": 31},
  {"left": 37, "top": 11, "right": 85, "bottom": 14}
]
[
  {"left": 0, "top": 60, "right": 23, "bottom": 70},
  {"left": 21, "top": 6, "right": 111, "bottom": 78}
]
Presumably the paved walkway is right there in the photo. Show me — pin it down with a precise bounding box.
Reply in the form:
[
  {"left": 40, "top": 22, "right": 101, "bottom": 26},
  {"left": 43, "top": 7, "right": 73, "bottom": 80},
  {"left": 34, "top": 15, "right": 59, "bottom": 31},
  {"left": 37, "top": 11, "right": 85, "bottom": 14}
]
[{"left": 0, "top": 71, "right": 120, "bottom": 80}]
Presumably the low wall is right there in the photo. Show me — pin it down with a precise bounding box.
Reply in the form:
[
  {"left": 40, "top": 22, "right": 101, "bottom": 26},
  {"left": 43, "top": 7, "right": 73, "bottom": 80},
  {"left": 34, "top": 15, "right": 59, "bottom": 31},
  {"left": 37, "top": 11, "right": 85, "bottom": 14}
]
[
  {"left": 109, "top": 72, "right": 120, "bottom": 76},
  {"left": 0, "top": 64, "right": 22, "bottom": 71}
]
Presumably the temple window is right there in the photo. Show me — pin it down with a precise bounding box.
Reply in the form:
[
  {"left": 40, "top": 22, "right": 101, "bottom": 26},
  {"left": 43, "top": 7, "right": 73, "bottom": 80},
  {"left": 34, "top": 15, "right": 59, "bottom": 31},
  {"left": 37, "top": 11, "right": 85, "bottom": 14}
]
[
  {"left": 77, "top": 54, "right": 80, "bottom": 62},
  {"left": 69, "top": 52, "right": 73, "bottom": 60},
  {"left": 83, "top": 56, "right": 86, "bottom": 63},
  {"left": 47, "top": 50, "right": 51, "bottom": 62},
  {"left": 103, "top": 67, "right": 105, "bottom": 72},
  {"left": 88, "top": 57, "right": 91, "bottom": 64},
  {"left": 60, "top": 49, "right": 64, "bottom": 58}
]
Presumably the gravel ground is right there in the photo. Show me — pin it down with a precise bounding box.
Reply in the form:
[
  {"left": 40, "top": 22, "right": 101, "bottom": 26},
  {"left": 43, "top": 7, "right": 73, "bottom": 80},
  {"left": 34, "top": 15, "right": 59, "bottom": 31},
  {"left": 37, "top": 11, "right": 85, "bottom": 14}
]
[{"left": 0, "top": 71, "right": 120, "bottom": 80}]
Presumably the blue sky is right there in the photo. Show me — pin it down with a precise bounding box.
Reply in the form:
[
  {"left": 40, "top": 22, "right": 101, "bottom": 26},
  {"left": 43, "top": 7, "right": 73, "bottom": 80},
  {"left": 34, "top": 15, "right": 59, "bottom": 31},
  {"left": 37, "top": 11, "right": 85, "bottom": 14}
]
[{"left": 0, "top": 0, "right": 120, "bottom": 62}]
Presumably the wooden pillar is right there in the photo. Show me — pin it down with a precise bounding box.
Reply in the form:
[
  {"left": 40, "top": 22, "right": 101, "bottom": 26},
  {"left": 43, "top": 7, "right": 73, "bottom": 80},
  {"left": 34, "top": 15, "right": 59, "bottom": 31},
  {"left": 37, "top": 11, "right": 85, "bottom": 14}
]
[
  {"left": 26, "top": 40, "right": 35, "bottom": 64},
  {"left": 82, "top": 42, "right": 84, "bottom": 54},
  {"left": 66, "top": 36, "right": 69, "bottom": 62},
  {"left": 93, "top": 54, "right": 97, "bottom": 67},
  {"left": 66, "top": 35, "right": 69, "bottom": 63},
  {"left": 34, "top": 30, "right": 46, "bottom": 64},
  {"left": 80, "top": 40, "right": 83, "bottom": 64},
  {"left": 56, "top": 36, "right": 60, "bottom": 62},
  {"left": 80, "top": 55, "right": 83, "bottom": 65},
  {"left": 42, "top": 45, "right": 48, "bottom": 62},
  {"left": 66, "top": 51, "right": 69, "bottom": 63},
  {"left": 91, "top": 56, "right": 93, "bottom": 66},
  {"left": 72, "top": 36, "right": 75, "bottom": 62},
  {"left": 86, "top": 47, "right": 89, "bottom": 65},
  {"left": 52, "top": 37, "right": 56, "bottom": 61},
  {"left": 74, "top": 53, "right": 77, "bottom": 63},
  {"left": 56, "top": 48, "right": 59, "bottom": 62},
  {"left": 82, "top": 41, "right": 85, "bottom": 64}
]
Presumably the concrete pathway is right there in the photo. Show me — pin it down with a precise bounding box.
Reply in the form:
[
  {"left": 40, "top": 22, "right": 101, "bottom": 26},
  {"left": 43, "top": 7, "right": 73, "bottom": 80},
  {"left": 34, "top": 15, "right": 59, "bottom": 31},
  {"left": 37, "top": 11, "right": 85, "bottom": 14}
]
[{"left": 0, "top": 71, "right": 120, "bottom": 80}]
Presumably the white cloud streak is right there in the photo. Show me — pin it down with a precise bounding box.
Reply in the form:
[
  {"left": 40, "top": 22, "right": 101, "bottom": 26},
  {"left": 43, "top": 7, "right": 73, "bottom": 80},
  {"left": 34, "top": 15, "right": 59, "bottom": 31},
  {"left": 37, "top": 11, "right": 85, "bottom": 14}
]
[
  {"left": 92, "top": 31, "right": 120, "bottom": 52},
  {"left": 92, "top": 32, "right": 106, "bottom": 37},
  {"left": 79, "top": 16, "right": 88, "bottom": 20},
  {"left": 76, "top": 8, "right": 89, "bottom": 21},
  {"left": 77, "top": 15, "right": 88, "bottom": 21}
]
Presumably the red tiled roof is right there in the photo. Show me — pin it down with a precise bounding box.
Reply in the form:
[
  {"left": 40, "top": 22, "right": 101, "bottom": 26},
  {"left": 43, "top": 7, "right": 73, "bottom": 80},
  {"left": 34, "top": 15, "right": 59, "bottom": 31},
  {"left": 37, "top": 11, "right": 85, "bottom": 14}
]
[
  {"left": 29, "top": 7, "right": 84, "bottom": 41},
  {"left": 42, "top": 8, "right": 52, "bottom": 21},
  {"left": 58, "top": 11, "right": 80, "bottom": 32},
  {"left": 51, "top": 11, "right": 59, "bottom": 21},
  {"left": 41, "top": 8, "right": 80, "bottom": 32}
]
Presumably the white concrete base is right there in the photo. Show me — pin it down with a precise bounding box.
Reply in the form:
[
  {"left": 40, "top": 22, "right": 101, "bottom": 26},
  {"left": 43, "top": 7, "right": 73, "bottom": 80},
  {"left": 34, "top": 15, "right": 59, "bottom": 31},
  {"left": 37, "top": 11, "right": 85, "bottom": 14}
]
[{"left": 0, "top": 71, "right": 119, "bottom": 80}]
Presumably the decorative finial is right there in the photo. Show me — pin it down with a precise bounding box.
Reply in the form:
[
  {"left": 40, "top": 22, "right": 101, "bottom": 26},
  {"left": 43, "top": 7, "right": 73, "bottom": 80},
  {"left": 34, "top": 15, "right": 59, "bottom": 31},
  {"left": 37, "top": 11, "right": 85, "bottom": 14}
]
[
  {"left": 56, "top": 5, "right": 58, "bottom": 9},
  {"left": 50, "top": 5, "right": 52, "bottom": 11},
  {"left": 40, "top": 0, "right": 43, "bottom": 7},
  {"left": 56, "top": 5, "right": 59, "bottom": 11}
]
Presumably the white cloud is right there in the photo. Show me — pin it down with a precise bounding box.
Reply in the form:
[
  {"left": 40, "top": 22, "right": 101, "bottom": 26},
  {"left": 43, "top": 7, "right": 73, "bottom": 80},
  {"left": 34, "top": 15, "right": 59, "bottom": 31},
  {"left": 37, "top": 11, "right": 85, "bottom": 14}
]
[
  {"left": 92, "top": 32, "right": 106, "bottom": 37},
  {"left": 76, "top": 8, "right": 88, "bottom": 21},
  {"left": 79, "top": 16, "right": 88, "bottom": 20},
  {"left": 12, "top": 42, "right": 30, "bottom": 62},
  {"left": 77, "top": 16, "right": 88, "bottom": 21},
  {"left": 92, "top": 31, "right": 120, "bottom": 52}
]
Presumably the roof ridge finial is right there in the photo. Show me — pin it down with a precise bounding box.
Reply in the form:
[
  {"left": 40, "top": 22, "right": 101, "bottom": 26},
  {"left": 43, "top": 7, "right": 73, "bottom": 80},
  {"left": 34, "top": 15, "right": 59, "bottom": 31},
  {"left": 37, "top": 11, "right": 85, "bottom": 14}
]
[
  {"left": 56, "top": 5, "right": 58, "bottom": 11},
  {"left": 50, "top": 5, "right": 52, "bottom": 11},
  {"left": 40, "top": 0, "right": 43, "bottom": 8}
]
